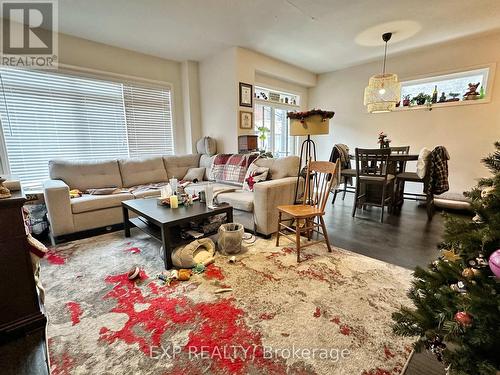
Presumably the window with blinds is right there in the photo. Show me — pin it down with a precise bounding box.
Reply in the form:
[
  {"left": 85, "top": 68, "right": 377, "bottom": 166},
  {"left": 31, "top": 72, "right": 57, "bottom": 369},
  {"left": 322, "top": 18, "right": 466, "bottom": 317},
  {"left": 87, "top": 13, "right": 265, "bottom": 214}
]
[{"left": 0, "top": 68, "right": 174, "bottom": 189}]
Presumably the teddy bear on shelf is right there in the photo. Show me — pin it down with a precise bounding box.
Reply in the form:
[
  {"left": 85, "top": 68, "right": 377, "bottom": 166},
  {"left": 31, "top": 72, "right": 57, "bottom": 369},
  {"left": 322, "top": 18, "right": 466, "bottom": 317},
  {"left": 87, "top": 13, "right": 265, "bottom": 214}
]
[{"left": 463, "top": 82, "right": 480, "bottom": 100}]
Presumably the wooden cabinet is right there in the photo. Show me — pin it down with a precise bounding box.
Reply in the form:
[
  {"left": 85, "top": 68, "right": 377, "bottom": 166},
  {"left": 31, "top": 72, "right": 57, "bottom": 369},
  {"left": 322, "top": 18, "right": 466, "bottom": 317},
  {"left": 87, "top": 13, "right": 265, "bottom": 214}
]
[
  {"left": 0, "top": 190, "right": 46, "bottom": 342},
  {"left": 238, "top": 135, "right": 258, "bottom": 153}
]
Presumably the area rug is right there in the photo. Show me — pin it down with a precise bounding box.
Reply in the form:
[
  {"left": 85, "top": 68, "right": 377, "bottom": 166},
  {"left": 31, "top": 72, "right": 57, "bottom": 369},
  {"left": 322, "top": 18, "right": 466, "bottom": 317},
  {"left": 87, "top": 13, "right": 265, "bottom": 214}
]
[{"left": 43, "top": 229, "right": 414, "bottom": 375}]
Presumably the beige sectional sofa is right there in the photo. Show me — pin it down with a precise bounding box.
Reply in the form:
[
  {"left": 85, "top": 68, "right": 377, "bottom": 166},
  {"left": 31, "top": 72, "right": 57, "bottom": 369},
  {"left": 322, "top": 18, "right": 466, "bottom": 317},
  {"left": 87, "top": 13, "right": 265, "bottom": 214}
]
[{"left": 43, "top": 152, "right": 299, "bottom": 240}]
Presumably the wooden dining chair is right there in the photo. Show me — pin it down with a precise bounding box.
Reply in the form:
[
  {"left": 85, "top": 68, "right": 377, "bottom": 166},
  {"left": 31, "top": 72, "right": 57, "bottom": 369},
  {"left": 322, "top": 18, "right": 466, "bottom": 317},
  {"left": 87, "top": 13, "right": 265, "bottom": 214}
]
[
  {"left": 276, "top": 160, "right": 340, "bottom": 262},
  {"left": 390, "top": 146, "right": 410, "bottom": 205},
  {"left": 352, "top": 148, "right": 394, "bottom": 223}
]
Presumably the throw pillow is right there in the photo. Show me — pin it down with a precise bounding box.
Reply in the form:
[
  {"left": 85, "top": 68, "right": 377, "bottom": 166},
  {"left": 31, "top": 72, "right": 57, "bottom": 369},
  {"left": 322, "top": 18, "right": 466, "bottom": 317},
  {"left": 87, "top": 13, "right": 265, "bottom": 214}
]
[
  {"left": 196, "top": 136, "right": 217, "bottom": 156},
  {"left": 243, "top": 164, "right": 270, "bottom": 191},
  {"left": 417, "top": 147, "right": 431, "bottom": 178},
  {"left": 183, "top": 167, "right": 205, "bottom": 182}
]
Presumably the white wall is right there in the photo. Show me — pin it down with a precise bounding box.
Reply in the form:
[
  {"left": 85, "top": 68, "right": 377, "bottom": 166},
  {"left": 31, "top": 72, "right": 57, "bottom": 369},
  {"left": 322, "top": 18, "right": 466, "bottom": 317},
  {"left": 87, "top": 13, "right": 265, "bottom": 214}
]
[
  {"left": 199, "top": 47, "right": 238, "bottom": 153},
  {"left": 309, "top": 31, "right": 500, "bottom": 195},
  {"left": 199, "top": 47, "right": 316, "bottom": 153}
]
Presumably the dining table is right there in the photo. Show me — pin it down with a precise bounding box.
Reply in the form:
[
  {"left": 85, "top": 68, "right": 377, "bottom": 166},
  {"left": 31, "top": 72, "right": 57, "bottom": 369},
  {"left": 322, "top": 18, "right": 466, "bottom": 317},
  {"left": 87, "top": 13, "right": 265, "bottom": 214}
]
[{"left": 349, "top": 153, "right": 419, "bottom": 210}]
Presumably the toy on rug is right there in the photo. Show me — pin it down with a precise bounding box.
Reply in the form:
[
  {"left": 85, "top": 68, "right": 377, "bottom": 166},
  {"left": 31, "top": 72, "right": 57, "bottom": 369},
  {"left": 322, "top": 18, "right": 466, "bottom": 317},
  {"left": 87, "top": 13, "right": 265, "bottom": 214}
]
[
  {"left": 128, "top": 266, "right": 142, "bottom": 280},
  {"left": 178, "top": 269, "right": 192, "bottom": 281}
]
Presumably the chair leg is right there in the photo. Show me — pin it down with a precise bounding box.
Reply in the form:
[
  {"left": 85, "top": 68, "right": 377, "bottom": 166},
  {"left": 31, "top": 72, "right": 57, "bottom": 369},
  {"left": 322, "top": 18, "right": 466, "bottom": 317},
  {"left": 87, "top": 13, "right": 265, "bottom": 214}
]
[
  {"left": 380, "top": 184, "right": 386, "bottom": 223},
  {"left": 319, "top": 216, "right": 332, "bottom": 253},
  {"left": 276, "top": 211, "right": 282, "bottom": 246},
  {"left": 426, "top": 194, "right": 434, "bottom": 221},
  {"left": 342, "top": 177, "right": 348, "bottom": 200},
  {"left": 295, "top": 218, "right": 301, "bottom": 262},
  {"left": 352, "top": 181, "right": 359, "bottom": 217},
  {"left": 332, "top": 189, "right": 338, "bottom": 205}
]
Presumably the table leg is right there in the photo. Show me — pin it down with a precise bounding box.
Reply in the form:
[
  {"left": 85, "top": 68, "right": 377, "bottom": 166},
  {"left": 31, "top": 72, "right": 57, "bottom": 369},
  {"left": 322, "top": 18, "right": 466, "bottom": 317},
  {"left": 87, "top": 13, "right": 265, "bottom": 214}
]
[
  {"left": 122, "top": 205, "right": 131, "bottom": 237},
  {"left": 161, "top": 225, "right": 173, "bottom": 270},
  {"left": 226, "top": 207, "right": 233, "bottom": 223}
]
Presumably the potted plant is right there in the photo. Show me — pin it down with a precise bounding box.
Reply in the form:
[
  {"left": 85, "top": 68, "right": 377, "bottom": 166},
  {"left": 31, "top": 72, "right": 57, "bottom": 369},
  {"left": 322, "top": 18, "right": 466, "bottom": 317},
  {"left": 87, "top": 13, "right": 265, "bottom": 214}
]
[{"left": 412, "top": 93, "right": 431, "bottom": 106}]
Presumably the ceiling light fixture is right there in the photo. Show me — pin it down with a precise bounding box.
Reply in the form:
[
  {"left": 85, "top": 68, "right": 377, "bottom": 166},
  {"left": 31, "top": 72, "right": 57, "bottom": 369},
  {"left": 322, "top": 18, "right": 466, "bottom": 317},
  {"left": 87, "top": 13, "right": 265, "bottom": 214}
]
[{"left": 364, "top": 32, "right": 401, "bottom": 113}]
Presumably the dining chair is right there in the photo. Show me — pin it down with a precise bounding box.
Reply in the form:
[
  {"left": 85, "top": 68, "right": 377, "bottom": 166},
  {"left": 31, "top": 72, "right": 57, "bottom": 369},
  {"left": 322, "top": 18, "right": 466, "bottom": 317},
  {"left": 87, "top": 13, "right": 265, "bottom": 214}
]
[
  {"left": 390, "top": 146, "right": 410, "bottom": 206},
  {"left": 352, "top": 148, "right": 394, "bottom": 223},
  {"left": 396, "top": 155, "right": 434, "bottom": 220},
  {"left": 276, "top": 160, "right": 339, "bottom": 262}
]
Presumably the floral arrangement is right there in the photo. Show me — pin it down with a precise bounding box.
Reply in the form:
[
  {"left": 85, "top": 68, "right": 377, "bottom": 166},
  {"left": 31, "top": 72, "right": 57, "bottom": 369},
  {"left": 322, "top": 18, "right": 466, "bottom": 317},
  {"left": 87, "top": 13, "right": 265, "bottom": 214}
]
[
  {"left": 378, "top": 132, "right": 391, "bottom": 148},
  {"left": 287, "top": 109, "right": 335, "bottom": 122}
]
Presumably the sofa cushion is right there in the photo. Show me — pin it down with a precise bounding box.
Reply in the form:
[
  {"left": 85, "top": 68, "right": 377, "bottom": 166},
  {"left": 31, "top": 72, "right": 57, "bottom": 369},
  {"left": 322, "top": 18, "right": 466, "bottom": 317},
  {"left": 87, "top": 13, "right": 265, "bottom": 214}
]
[
  {"left": 199, "top": 154, "right": 216, "bottom": 180},
  {"left": 254, "top": 156, "right": 299, "bottom": 180},
  {"left": 184, "top": 182, "right": 238, "bottom": 196},
  {"left": 216, "top": 190, "right": 254, "bottom": 212},
  {"left": 163, "top": 154, "right": 201, "bottom": 180},
  {"left": 131, "top": 189, "right": 162, "bottom": 199},
  {"left": 118, "top": 157, "right": 168, "bottom": 188},
  {"left": 49, "top": 159, "right": 122, "bottom": 191},
  {"left": 71, "top": 193, "right": 134, "bottom": 214},
  {"left": 183, "top": 167, "right": 205, "bottom": 182},
  {"left": 196, "top": 136, "right": 217, "bottom": 156}
]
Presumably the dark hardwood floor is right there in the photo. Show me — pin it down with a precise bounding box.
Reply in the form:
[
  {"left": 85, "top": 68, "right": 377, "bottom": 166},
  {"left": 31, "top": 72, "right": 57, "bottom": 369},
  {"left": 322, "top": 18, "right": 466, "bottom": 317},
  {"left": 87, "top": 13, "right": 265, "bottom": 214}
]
[
  {"left": 0, "top": 329, "right": 49, "bottom": 375},
  {"left": 324, "top": 194, "right": 452, "bottom": 270}
]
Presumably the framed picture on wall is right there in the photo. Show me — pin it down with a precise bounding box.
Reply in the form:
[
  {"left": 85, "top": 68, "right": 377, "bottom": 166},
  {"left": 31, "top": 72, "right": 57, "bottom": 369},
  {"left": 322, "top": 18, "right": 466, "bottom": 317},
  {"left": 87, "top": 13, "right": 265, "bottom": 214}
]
[
  {"left": 239, "top": 82, "right": 253, "bottom": 107},
  {"left": 239, "top": 110, "right": 253, "bottom": 130}
]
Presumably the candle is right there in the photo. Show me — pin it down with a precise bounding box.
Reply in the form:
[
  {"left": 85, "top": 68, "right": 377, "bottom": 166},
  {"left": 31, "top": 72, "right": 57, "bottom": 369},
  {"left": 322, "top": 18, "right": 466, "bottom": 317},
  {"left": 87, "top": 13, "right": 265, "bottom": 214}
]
[{"left": 169, "top": 194, "right": 178, "bottom": 208}]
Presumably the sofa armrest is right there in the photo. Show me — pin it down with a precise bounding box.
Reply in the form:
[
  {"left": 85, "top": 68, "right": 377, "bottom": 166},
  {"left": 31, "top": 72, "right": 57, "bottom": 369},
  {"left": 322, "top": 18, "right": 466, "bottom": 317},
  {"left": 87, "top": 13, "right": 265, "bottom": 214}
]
[
  {"left": 253, "top": 177, "right": 298, "bottom": 236},
  {"left": 43, "top": 179, "right": 74, "bottom": 237}
]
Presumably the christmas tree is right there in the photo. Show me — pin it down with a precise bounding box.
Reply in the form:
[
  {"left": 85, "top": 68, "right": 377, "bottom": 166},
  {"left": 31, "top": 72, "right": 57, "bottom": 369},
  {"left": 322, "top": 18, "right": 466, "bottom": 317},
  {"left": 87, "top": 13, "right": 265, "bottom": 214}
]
[{"left": 392, "top": 141, "right": 500, "bottom": 375}]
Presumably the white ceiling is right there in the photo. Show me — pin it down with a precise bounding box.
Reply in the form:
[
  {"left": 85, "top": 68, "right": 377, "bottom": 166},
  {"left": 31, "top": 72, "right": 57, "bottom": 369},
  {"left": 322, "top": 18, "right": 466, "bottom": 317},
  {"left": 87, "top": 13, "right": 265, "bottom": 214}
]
[{"left": 55, "top": 0, "right": 500, "bottom": 73}]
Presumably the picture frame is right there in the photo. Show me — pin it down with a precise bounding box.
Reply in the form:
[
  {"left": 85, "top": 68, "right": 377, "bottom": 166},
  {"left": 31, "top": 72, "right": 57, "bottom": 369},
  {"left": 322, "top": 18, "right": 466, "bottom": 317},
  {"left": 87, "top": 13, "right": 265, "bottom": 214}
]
[
  {"left": 239, "top": 82, "right": 253, "bottom": 107},
  {"left": 239, "top": 110, "right": 253, "bottom": 130}
]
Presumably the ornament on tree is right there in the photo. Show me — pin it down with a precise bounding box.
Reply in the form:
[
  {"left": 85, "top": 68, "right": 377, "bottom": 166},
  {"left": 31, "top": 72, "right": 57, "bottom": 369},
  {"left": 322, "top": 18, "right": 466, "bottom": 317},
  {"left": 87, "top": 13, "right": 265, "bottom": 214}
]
[
  {"left": 454, "top": 311, "right": 473, "bottom": 327},
  {"left": 480, "top": 185, "right": 495, "bottom": 199},
  {"left": 424, "top": 336, "right": 447, "bottom": 362},
  {"left": 489, "top": 249, "right": 500, "bottom": 278},
  {"left": 441, "top": 249, "right": 461, "bottom": 262},
  {"left": 450, "top": 281, "right": 467, "bottom": 294},
  {"left": 472, "top": 213, "right": 484, "bottom": 224},
  {"left": 462, "top": 267, "right": 480, "bottom": 279}
]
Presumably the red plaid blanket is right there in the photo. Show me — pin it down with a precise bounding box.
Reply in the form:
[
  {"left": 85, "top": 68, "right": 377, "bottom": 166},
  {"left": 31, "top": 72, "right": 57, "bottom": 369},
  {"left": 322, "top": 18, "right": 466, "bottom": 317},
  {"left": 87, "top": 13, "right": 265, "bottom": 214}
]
[{"left": 210, "top": 153, "right": 258, "bottom": 184}]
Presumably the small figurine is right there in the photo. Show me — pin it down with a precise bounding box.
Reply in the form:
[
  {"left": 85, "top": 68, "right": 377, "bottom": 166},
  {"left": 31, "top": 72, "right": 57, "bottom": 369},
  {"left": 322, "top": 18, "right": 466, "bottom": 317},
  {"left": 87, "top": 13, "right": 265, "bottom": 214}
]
[
  {"left": 402, "top": 95, "right": 411, "bottom": 107},
  {"left": 0, "top": 177, "right": 11, "bottom": 199},
  {"left": 463, "top": 82, "right": 480, "bottom": 100},
  {"left": 438, "top": 92, "right": 446, "bottom": 103}
]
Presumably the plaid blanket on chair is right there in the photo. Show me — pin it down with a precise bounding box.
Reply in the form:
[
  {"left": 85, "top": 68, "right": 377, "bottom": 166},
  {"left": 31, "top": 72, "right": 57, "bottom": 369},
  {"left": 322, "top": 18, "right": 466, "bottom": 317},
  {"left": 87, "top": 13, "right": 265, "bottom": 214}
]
[
  {"left": 209, "top": 153, "right": 258, "bottom": 184},
  {"left": 425, "top": 146, "right": 450, "bottom": 196}
]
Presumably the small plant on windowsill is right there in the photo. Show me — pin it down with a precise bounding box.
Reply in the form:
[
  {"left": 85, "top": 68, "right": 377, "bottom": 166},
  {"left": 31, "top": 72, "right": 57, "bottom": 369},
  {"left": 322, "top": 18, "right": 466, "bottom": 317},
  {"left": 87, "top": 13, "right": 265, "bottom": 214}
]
[{"left": 257, "top": 126, "right": 271, "bottom": 153}]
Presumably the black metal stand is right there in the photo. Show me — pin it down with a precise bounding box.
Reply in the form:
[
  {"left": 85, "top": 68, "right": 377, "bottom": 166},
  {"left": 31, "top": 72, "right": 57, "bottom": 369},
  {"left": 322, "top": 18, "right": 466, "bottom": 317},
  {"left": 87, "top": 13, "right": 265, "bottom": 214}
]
[{"left": 294, "top": 135, "right": 317, "bottom": 203}]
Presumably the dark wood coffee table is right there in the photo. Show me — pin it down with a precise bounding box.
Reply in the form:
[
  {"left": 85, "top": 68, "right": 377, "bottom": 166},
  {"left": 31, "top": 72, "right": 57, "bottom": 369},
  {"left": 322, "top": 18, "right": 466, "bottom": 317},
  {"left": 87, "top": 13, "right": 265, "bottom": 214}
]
[{"left": 122, "top": 199, "right": 233, "bottom": 269}]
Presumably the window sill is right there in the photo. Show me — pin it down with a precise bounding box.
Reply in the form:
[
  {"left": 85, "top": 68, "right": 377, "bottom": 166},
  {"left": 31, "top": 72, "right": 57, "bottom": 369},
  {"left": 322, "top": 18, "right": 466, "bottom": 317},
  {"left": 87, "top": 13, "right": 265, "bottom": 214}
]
[
  {"left": 255, "top": 98, "right": 300, "bottom": 109},
  {"left": 395, "top": 98, "right": 491, "bottom": 111}
]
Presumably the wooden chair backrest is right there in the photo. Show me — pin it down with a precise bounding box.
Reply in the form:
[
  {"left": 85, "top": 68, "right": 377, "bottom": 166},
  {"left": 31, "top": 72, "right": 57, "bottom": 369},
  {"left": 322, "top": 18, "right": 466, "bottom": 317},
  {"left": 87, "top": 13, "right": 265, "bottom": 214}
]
[
  {"left": 390, "top": 146, "right": 410, "bottom": 173},
  {"left": 390, "top": 146, "right": 410, "bottom": 154},
  {"left": 354, "top": 148, "right": 391, "bottom": 178},
  {"left": 303, "top": 160, "right": 339, "bottom": 213}
]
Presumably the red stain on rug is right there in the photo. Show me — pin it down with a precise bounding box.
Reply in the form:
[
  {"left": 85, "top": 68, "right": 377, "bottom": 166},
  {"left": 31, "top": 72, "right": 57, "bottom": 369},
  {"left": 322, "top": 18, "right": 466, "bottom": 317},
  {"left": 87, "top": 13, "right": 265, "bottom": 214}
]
[
  {"left": 124, "top": 246, "right": 141, "bottom": 254},
  {"left": 48, "top": 338, "right": 75, "bottom": 375},
  {"left": 66, "top": 302, "right": 82, "bottom": 325},
  {"left": 313, "top": 307, "right": 321, "bottom": 318},
  {"left": 46, "top": 251, "right": 66, "bottom": 265},
  {"left": 330, "top": 316, "right": 341, "bottom": 324},
  {"left": 384, "top": 345, "right": 396, "bottom": 359},
  {"left": 259, "top": 312, "right": 276, "bottom": 320},
  {"left": 204, "top": 264, "right": 225, "bottom": 280},
  {"left": 361, "top": 368, "right": 393, "bottom": 375},
  {"left": 340, "top": 324, "right": 351, "bottom": 336},
  {"left": 100, "top": 273, "right": 309, "bottom": 374}
]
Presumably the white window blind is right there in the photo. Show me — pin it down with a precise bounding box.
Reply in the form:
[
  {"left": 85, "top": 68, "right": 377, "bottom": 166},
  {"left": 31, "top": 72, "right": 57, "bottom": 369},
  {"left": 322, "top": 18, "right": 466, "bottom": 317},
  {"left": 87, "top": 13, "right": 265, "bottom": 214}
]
[
  {"left": 0, "top": 68, "right": 174, "bottom": 189},
  {"left": 123, "top": 84, "right": 174, "bottom": 158}
]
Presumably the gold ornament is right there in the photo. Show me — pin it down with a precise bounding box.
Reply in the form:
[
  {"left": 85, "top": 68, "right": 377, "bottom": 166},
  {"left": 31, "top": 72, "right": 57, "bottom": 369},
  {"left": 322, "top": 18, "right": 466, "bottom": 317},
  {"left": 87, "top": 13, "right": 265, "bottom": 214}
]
[
  {"left": 462, "top": 268, "right": 475, "bottom": 279},
  {"left": 480, "top": 186, "right": 495, "bottom": 199},
  {"left": 441, "top": 249, "right": 461, "bottom": 262}
]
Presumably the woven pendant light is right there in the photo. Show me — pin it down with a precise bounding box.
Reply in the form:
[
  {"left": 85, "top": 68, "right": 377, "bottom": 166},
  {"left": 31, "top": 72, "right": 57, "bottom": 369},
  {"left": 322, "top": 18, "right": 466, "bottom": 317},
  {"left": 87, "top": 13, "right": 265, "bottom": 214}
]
[{"left": 364, "top": 32, "right": 401, "bottom": 113}]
